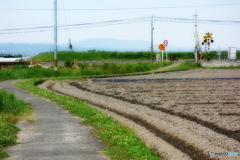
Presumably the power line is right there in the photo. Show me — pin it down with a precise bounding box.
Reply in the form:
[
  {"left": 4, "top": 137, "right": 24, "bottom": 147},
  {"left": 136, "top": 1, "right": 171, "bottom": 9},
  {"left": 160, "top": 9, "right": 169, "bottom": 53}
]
[
  {"left": 0, "top": 17, "right": 149, "bottom": 32},
  {"left": 0, "top": 3, "right": 240, "bottom": 11},
  {"left": 0, "top": 16, "right": 239, "bottom": 35}
]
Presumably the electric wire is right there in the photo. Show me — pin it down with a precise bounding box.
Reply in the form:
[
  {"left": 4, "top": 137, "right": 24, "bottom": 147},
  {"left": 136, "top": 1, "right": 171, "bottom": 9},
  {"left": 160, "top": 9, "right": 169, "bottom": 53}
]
[
  {"left": 0, "top": 3, "right": 239, "bottom": 11},
  {"left": 0, "top": 16, "right": 239, "bottom": 35}
]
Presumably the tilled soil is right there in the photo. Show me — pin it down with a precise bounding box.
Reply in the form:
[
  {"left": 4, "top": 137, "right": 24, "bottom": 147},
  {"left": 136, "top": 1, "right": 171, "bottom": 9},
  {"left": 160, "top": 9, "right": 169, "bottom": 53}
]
[{"left": 39, "top": 69, "right": 240, "bottom": 160}]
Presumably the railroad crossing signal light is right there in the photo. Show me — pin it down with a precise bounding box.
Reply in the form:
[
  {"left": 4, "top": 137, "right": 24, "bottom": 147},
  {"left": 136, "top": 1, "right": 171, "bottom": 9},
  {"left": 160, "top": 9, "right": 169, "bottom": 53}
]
[{"left": 202, "top": 32, "right": 214, "bottom": 53}]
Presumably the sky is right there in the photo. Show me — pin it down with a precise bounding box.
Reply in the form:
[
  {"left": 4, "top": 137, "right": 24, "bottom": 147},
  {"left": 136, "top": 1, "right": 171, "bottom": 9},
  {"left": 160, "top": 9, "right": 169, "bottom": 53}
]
[{"left": 0, "top": 0, "right": 240, "bottom": 51}]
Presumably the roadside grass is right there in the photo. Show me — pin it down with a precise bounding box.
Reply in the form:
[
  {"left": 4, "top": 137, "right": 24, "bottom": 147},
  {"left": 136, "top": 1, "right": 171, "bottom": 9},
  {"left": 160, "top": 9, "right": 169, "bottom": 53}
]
[
  {"left": 0, "top": 90, "right": 33, "bottom": 159},
  {"left": 15, "top": 79, "right": 160, "bottom": 160},
  {"left": 0, "top": 62, "right": 172, "bottom": 81},
  {"left": 78, "top": 61, "right": 172, "bottom": 75}
]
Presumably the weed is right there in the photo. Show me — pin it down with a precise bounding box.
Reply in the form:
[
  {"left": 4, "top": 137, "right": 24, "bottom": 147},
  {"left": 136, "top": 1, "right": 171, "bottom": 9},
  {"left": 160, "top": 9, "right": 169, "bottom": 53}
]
[
  {"left": 0, "top": 90, "right": 33, "bottom": 159},
  {"left": 26, "top": 117, "right": 37, "bottom": 123},
  {"left": 0, "top": 62, "right": 172, "bottom": 81}
]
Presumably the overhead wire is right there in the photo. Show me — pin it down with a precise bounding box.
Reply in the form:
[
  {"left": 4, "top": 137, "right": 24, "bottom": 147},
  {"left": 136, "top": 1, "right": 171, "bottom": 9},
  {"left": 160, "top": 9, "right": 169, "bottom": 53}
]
[
  {"left": 0, "top": 3, "right": 240, "bottom": 11},
  {"left": 0, "top": 16, "right": 239, "bottom": 35}
]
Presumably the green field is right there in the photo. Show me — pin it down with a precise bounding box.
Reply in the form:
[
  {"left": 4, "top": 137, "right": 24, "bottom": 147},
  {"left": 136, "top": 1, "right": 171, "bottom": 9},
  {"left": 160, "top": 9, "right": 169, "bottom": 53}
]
[
  {"left": 32, "top": 50, "right": 240, "bottom": 61},
  {"left": 32, "top": 50, "right": 195, "bottom": 61}
]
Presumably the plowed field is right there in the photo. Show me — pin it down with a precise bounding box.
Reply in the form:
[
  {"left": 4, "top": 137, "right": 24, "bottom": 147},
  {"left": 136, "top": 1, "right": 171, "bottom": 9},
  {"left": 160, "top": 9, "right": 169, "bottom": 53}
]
[{"left": 39, "top": 69, "right": 240, "bottom": 160}]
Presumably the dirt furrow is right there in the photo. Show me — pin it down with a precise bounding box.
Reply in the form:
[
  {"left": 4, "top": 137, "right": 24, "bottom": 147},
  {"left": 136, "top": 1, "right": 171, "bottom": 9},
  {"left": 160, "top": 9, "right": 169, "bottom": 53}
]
[
  {"left": 39, "top": 80, "right": 240, "bottom": 160},
  {"left": 69, "top": 81, "right": 240, "bottom": 141}
]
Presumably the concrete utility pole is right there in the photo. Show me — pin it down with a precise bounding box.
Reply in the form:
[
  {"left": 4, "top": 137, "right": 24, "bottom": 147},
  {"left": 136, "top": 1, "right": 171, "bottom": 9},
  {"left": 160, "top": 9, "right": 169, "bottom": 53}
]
[
  {"left": 194, "top": 12, "right": 201, "bottom": 63},
  {"left": 54, "top": 0, "right": 58, "bottom": 71},
  {"left": 151, "top": 16, "right": 154, "bottom": 63}
]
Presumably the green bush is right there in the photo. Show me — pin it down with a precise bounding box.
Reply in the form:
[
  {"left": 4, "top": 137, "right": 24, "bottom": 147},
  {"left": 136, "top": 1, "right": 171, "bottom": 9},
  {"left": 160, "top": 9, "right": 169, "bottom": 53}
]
[{"left": 64, "top": 61, "right": 73, "bottom": 68}]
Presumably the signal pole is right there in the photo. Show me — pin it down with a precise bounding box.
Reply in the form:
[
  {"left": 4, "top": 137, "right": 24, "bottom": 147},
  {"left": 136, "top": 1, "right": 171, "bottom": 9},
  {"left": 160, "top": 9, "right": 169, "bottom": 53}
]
[
  {"left": 151, "top": 16, "right": 154, "bottom": 63},
  {"left": 54, "top": 0, "right": 58, "bottom": 71}
]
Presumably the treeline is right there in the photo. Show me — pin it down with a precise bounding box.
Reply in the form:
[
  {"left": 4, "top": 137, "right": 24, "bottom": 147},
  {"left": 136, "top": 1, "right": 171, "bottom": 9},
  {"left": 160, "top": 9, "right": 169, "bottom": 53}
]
[{"left": 0, "top": 54, "right": 23, "bottom": 58}]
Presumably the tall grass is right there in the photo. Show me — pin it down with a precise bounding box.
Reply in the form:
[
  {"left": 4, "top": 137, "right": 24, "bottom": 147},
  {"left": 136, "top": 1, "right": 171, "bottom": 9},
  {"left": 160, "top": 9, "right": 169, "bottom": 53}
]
[
  {"left": 0, "top": 62, "right": 172, "bottom": 81},
  {"left": 0, "top": 90, "right": 33, "bottom": 159},
  {"left": 78, "top": 62, "right": 171, "bottom": 75}
]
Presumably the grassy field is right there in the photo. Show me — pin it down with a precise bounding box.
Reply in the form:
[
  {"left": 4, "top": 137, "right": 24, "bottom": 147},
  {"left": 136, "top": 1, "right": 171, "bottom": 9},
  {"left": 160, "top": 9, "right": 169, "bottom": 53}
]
[
  {"left": 0, "top": 90, "right": 33, "bottom": 159},
  {"left": 32, "top": 51, "right": 152, "bottom": 61},
  {"left": 31, "top": 50, "right": 240, "bottom": 61},
  {"left": 16, "top": 79, "right": 160, "bottom": 160},
  {"left": 0, "top": 62, "right": 172, "bottom": 81}
]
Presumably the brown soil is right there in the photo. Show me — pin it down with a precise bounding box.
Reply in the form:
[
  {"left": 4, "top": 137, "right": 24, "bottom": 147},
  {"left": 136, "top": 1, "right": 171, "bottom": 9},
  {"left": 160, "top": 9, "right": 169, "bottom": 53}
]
[{"left": 39, "top": 69, "right": 240, "bottom": 160}]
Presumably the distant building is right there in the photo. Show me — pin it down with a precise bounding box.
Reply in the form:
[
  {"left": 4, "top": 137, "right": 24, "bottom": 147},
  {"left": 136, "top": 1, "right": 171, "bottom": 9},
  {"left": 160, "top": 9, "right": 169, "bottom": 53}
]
[{"left": 0, "top": 58, "right": 28, "bottom": 68}]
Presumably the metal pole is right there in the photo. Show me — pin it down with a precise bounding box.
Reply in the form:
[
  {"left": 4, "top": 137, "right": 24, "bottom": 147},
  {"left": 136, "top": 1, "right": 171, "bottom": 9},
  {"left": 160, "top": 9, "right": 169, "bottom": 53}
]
[
  {"left": 151, "top": 16, "right": 154, "bottom": 63},
  {"left": 54, "top": 0, "right": 58, "bottom": 71}
]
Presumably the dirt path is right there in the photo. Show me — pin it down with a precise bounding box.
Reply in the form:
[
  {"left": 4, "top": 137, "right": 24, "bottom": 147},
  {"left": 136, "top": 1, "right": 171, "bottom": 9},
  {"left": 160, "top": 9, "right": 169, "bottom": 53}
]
[
  {"left": 0, "top": 80, "right": 107, "bottom": 160},
  {"left": 149, "top": 60, "right": 183, "bottom": 73},
  {"left": 39, "top": 69, "right": 240, "bottom": 160}
]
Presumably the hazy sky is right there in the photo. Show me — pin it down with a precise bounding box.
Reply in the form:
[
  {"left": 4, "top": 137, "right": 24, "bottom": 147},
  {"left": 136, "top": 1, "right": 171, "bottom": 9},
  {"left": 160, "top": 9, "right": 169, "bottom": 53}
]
[{"left": 0, "top": 0, "right": 239, "bottom": 50}]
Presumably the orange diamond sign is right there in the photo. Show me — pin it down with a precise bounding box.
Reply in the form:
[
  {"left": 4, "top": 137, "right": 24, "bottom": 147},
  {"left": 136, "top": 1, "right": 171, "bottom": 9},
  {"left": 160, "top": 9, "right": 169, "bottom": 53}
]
[{"left": 158, "top": 44, "right": 165, "bottom": 50}]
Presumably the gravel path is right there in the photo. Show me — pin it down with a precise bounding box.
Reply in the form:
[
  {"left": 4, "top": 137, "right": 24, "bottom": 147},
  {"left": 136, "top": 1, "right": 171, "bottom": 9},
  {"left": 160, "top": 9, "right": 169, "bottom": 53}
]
[{"left": 0, "top": 80, "right": 107, "bottom": 160}]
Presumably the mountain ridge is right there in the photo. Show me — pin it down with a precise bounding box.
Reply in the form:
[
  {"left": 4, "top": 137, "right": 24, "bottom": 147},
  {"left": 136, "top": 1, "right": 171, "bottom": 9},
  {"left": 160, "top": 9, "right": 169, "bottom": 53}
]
[{"left": 0, "top": 38, "right": 194, "bottom": 57}]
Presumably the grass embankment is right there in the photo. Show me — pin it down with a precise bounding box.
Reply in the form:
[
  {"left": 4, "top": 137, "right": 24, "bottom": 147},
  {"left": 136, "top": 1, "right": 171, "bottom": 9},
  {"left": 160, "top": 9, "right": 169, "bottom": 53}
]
[
  {"left": 16, "top": 80, "right": 160, "bottom": 160},
  {"left": 32, "top": 50, "right": 240, "bottom": 61},
  {"left": 32, "top": 51, "right": 152, "bottom": 61},
  {"left": 32, "top": 50, "right": 199, "bottom": 61},
  {"left": 0, "top": 90, "right": 33, "bottom": 159},
  {"left": 0, "top": 62, "right": 172, "bottom": 81}
]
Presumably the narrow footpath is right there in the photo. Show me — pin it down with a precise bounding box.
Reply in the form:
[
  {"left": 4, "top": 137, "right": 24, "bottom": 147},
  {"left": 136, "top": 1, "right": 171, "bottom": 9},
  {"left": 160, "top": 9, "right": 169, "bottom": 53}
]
[{"left": 0, "top": 80, "right": 107, "bottom": 160}]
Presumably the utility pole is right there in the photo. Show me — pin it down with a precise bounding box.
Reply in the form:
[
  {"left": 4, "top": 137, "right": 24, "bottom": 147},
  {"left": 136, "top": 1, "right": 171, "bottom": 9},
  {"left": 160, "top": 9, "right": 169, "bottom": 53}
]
[
  {"left": 54, "top": 0, "right": 58, "bottom": 71},
  {"left": 194, "top": 12, "right": 201, "bottom": 63},
  {"left": 151, "top": 16, "right": 154, "bottom": 63}
]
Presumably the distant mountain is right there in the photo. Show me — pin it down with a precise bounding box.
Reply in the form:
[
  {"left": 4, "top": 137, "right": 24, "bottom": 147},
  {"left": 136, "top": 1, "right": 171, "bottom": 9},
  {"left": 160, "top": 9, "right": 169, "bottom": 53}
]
[
  {"left": 0, "top": 38, "right": 193, "bottom": 57},
  {"left": 0, "top": 43, "right": 52, "bottom": 57}
]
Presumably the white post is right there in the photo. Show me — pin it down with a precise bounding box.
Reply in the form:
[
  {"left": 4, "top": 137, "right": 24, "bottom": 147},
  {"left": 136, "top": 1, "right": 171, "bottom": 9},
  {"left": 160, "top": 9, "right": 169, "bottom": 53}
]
[
  {"left": 218, "top": 45, "right": 221, "bottom": 61},
  {"left": 166, "top": 46, "right": 168, "bottom": 61},
  {"left": 54, "top": 0, "right": 58, "bottom": 71},
  {"left": 162, "top": 51, "right": 164, "bottom": 61}
]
